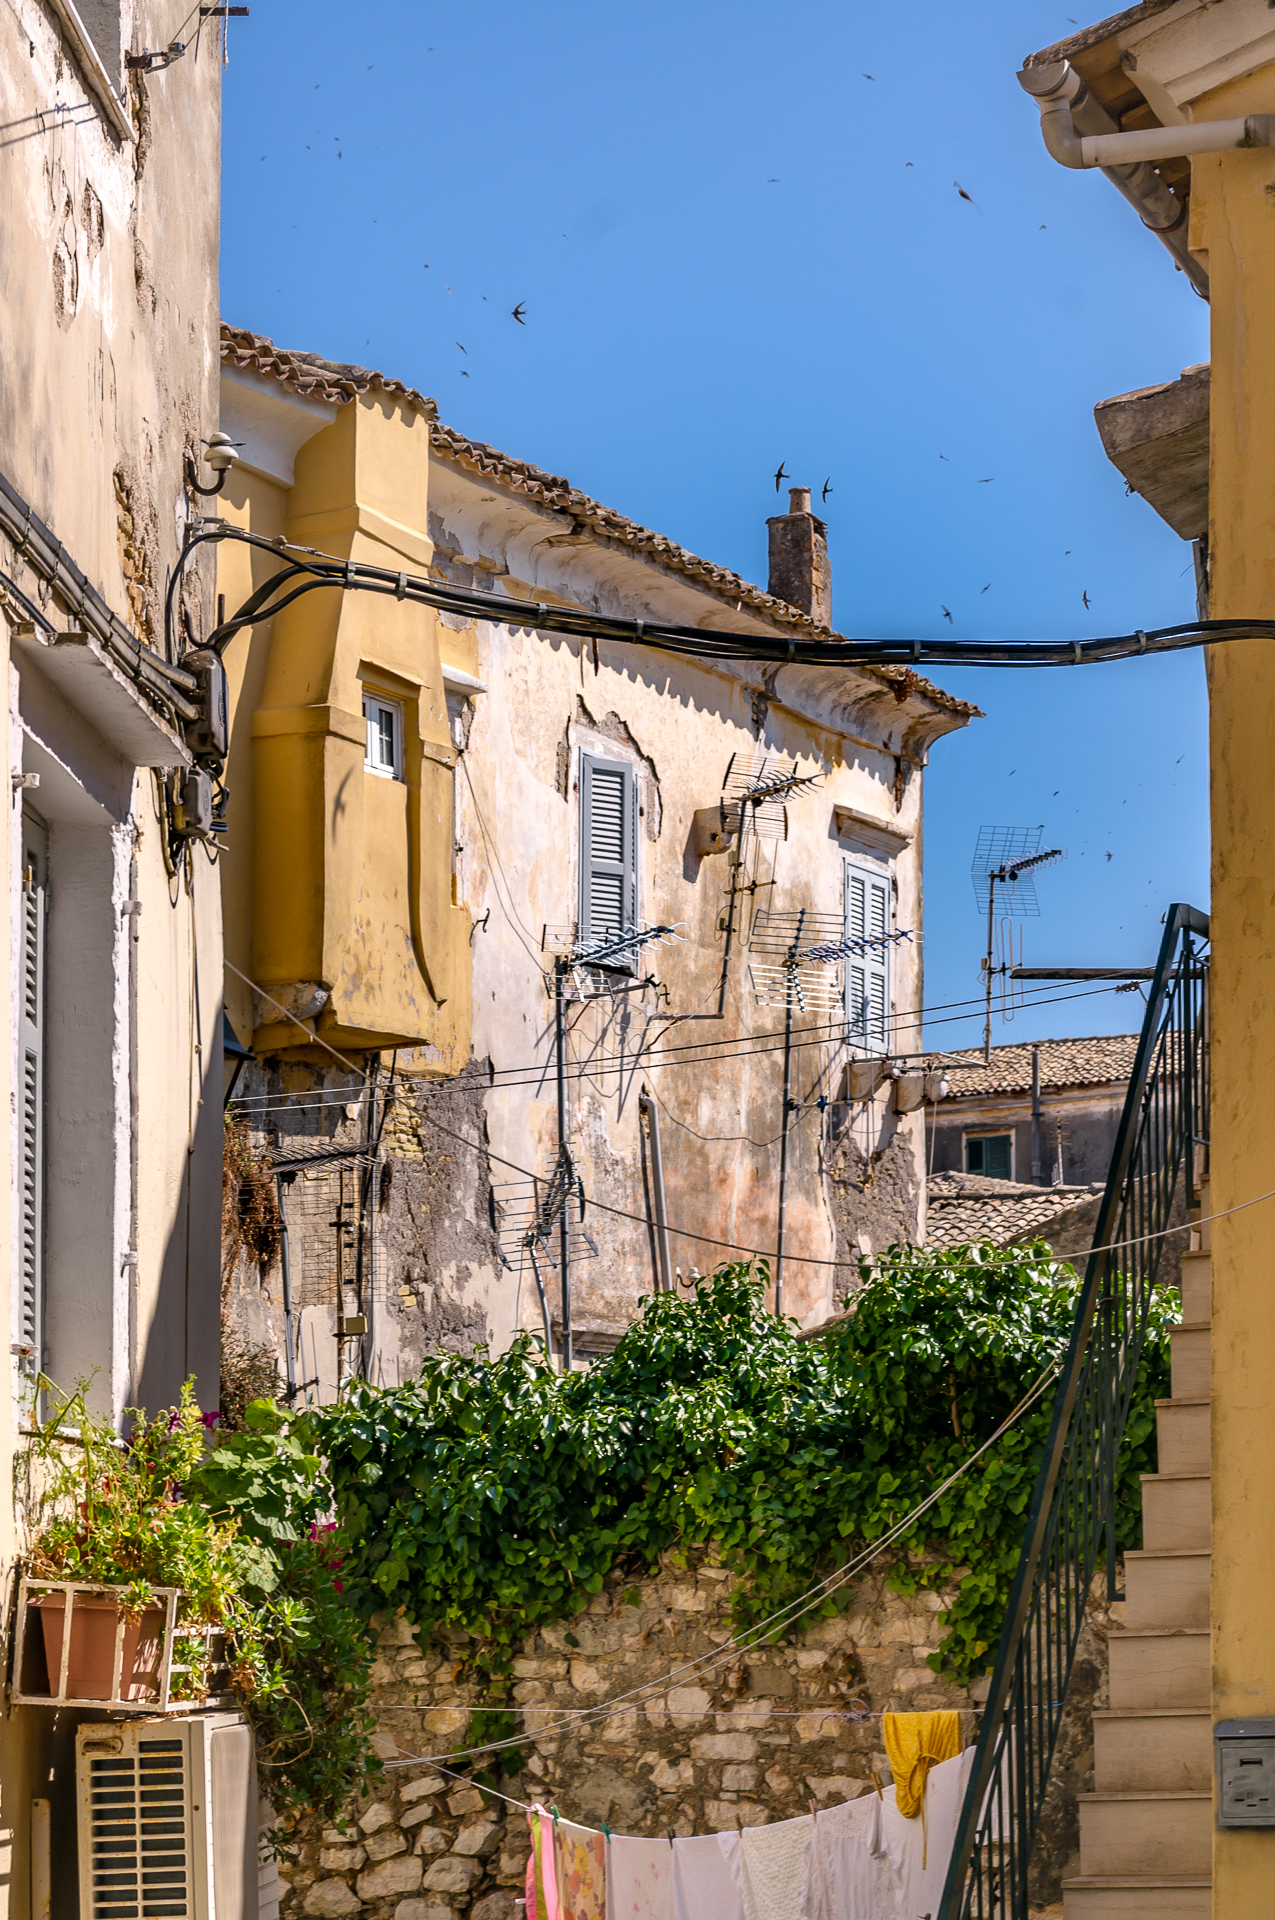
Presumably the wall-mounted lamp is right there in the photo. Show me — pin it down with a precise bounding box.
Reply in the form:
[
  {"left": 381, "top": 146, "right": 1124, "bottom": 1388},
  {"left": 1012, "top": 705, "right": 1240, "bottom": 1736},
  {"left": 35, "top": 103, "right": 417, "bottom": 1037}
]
[{"left": 185, "top": 433, "right": 239, "bottom": 498}]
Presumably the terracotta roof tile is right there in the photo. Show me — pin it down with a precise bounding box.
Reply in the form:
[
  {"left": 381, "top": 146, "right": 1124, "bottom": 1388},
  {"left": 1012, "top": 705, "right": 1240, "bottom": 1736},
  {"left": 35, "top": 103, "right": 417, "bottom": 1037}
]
[
  {"left": 925, "top": 1172, "right": 1100, "bottom": 1250},
  {"left": 927, "top": 1034, "right": 1139, "bottom": 1101},
  {"left": 219, "top": 323, "right": 978, "bottom": 722}
]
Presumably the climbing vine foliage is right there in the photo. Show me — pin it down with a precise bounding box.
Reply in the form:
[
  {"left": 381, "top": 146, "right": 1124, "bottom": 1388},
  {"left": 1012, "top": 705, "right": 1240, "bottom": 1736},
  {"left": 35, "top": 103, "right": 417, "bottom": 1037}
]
[{"left": 310, "top": 1246, "right": 1171, "bottom": 1688}]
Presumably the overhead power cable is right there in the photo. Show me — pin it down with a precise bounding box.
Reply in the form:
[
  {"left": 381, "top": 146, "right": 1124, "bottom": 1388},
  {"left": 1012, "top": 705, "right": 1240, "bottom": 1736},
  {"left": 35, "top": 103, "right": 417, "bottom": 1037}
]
[{"left": 177, "top": 522, "right": 1272, "bottom": 673}]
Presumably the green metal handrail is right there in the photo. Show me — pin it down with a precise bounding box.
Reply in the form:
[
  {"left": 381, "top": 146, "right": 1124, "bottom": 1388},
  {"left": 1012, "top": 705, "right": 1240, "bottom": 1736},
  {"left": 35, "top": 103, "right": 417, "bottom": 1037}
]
[{"left": 938, "top": 902, "right": 1210, "bottom": 1920}]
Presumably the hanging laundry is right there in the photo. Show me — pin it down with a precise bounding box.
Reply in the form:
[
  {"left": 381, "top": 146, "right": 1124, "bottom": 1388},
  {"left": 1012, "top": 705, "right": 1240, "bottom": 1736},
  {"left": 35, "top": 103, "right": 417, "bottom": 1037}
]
[
  {"left": 605, "top": 1834, "right": 674, "bottom": 1920},
  {"left": 671, "top": 1828, "right": 742, "bottom": 1920},
  {"left": 738, "top": 1813, "right": 812, "bottom": 1920},
  {"left": 560, "top": 1821, "right": 607, "bottom": 1920},
  {"left": 805, "top": 1791, "right": 893, "bottom": 1920},
  {"left": 881, "top": 1712, "right": 963, "bottom": 1821},
  {"left": 878, "top": 1747, "right": 975, "bottom": 1915},
  {"left": 526, "top": 1805, "right": 560, "bottom": 1920}
]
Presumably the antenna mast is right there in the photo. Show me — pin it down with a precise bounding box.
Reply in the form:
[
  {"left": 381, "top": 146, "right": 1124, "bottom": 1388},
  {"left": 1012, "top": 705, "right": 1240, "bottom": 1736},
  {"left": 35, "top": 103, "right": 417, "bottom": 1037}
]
[{"left": 971, "top": 828, "right": 1065, "bottom": 1064}]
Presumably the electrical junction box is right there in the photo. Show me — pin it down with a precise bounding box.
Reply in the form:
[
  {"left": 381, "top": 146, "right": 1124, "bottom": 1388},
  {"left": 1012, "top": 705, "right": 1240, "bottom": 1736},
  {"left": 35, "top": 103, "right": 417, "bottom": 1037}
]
[{"left": 1216, "top": 1719, "right": 1275, "bottom": 1827}]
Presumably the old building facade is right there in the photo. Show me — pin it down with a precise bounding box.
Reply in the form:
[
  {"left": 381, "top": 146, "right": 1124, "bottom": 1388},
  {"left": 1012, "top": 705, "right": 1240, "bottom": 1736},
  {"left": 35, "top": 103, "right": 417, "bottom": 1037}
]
[
  {"left": 0, "top": 2, "right": 227, "bottom": 1911},
  {"left": 925, "top": 1034, "right": 1137, "bottom": 1189},
  {"left": 215, "top": 328, "right": 977, "bottom": 1393}
]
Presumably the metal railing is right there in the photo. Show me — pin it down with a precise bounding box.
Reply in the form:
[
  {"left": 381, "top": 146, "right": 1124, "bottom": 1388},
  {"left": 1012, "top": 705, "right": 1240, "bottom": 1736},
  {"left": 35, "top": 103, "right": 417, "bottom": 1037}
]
[{"left": 938, "top": 902, "right": 1210, "bottom": 1920}]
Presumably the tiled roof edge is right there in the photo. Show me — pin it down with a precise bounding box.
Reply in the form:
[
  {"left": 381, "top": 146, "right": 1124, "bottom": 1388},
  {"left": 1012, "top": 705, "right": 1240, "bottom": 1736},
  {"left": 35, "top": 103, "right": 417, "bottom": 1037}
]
[{"left": 220, "top": 323, "right": 979, "bottom": 723}]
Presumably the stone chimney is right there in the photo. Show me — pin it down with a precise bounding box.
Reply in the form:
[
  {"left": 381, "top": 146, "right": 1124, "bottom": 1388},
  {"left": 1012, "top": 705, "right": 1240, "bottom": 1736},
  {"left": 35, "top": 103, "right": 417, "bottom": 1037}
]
[{"left": 767, "top": 486, "right": 831, "bottom": 626}]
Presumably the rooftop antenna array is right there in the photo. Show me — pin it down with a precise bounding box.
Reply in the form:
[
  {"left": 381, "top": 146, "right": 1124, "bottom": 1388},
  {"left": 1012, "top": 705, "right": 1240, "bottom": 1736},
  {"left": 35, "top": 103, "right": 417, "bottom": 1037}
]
[
  {"left": 749, "top": 907, "right": 911, "bottom": 1313},
  {"left": 971, "top": 827, "right": 1066, "bottom": 1065}
]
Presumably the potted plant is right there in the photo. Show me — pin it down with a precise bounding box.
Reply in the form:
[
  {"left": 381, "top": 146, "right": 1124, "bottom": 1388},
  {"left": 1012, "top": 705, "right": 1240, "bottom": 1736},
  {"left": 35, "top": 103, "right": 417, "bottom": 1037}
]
[{"left": 19, "top": 1380, "right": 245, "bottom": 1706}]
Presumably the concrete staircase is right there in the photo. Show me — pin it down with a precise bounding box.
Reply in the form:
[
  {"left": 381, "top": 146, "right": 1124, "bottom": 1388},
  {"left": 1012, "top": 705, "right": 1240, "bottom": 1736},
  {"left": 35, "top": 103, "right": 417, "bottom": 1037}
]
[{"left": 1063, "top": 1221, "right": 1212, "bottom": 1918}]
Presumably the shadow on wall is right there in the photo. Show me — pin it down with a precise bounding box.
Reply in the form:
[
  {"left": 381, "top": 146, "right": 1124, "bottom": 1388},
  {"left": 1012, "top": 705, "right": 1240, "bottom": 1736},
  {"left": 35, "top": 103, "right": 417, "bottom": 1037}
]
[{"left": 135, "top": 1024, "right": 224, "bottom": 1416}]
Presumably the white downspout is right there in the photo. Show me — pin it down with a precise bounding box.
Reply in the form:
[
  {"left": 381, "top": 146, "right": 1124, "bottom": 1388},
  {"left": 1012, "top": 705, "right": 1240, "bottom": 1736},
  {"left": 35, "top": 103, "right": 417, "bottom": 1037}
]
[{"left": 1017, "top": 60, "right": 1275, "bottom": 299}]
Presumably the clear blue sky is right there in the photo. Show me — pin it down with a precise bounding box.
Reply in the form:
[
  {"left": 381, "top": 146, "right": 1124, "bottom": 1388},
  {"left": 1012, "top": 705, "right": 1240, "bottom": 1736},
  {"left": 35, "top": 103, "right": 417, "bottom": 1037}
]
[{"left": 219, "top": 0, "right": 1211, "bottom": 1053}]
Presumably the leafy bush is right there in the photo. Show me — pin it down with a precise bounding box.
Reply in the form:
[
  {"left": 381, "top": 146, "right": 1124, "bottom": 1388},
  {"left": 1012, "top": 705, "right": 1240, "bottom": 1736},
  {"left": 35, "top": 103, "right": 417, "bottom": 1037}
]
[
  {"left": 25, "top": 1382, "right": 379, "bottom": 1822},
  {"left": 310, "top": 1247, "right": 1172, "bottom": 1688}
]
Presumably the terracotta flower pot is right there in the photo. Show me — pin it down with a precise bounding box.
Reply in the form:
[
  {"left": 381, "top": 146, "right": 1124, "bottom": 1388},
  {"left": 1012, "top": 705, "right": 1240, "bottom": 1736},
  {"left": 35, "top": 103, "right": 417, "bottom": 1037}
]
[{"left": 33, "top": 1593, "right": 165, "bottom": 1701}]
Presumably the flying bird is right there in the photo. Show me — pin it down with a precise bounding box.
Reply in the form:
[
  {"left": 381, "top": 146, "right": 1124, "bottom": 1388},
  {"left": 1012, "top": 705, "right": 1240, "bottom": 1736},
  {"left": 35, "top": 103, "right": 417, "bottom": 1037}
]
[
  {"left": 766, "top": 178, "right": 780, "bottom": 183},
  {"left": 862, "top": 73, "right": 875, "bottom": 80},
  {"left": 940, "top": 605, "right": 953, "bottom": 624},
  {"left": 511, "top": 303, "right": 527, "bottom": 324},
  {"left": 773, "top": 461, "right": 788, "bottom": 492},
  {"left": 1039, "top": 224, "right": 1047, "bottom": 230},
  {"left": 1106, "top": 851, "right": 1113, "bottom": 861},
  {"left": 821, "top": 477, "right": 833, "bottom": 502},
  {"left": 456, "top": 342, "right": 467, "bottom": 353},
  {"left": 955, "top": 181, "right": 979, "bottom": 208},
  {"left": 978, "top": 477, "right": 994, "bottom": 483},
  {"left": 981, "top": 583, "right": 991, "bottom": 594},
  {"left": 939, "top": 452, "right": 948, "bottom": 461},
  {"left": 1082, "top": 589, "right": 1091, "bottom": 609},
  {"left": 460, "top": 371, "right": 469, "bottom": 377}
]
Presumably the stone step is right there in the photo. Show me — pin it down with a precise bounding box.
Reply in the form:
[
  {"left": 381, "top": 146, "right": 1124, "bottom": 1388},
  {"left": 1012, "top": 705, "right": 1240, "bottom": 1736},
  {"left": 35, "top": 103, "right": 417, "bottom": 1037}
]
[
  {"left": 1108, "top": 1627, "right": 1209, "bottom": 1708},
  {"left": 1140, "top": 1471, "right": 1210, "bottom": 1551},
  {"left": 1170, "top": 1322, "right": 1209, "bottom": 1401},
  {"left": 1178, "top": 1249, "right": 1211, "bottom": 1324},
  {"left": 1062, "top": 1874, "right": 1209, "bottom": 1918},
  {"left": 1092, "top": 1707, "right": 1211, "bottom": 1791},
  {"left": 1123, "top": 1547, "right": 1209, "bottom": 1630},
  {"left": 1154, "top": 1397, "right": 1209, "bottom": 1476},
  {"left": 1077, "top": 1789, "right": 1211, "bottom": 1876}
]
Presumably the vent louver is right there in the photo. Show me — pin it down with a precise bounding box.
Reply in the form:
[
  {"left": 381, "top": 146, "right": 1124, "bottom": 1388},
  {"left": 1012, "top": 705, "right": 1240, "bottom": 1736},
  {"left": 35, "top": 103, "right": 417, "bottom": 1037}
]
[{"left": 87, "top": 1737, "right": 191, "bottom": 1919}]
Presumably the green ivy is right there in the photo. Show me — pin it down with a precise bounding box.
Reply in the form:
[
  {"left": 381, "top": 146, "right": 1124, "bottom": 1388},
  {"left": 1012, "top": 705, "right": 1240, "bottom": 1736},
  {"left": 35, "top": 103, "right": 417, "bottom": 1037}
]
[{"left": 308, "top": 1245, "right": 1173, "bottom": 1691}]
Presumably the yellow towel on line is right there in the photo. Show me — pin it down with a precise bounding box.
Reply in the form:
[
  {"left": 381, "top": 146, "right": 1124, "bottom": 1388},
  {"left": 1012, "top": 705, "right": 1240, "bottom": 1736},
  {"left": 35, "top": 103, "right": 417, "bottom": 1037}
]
[{"left": 882, "top": 1710, "right": 963, "bottom": 1820}]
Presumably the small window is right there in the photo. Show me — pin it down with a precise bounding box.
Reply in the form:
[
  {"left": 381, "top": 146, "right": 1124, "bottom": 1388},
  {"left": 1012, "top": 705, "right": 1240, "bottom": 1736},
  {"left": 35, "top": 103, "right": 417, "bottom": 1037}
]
[
  {"left": 579, "top": 753, "right": 638, "bottom": 964},
  {"left": 363, "top": 694, "right": 403, "bottom": 779},
  {"left": 966, "top": 1133, "right": 1013, "bottom": 1180},
  {"left": 845, "top": 859, "right": 892, "bottom": 1053}
]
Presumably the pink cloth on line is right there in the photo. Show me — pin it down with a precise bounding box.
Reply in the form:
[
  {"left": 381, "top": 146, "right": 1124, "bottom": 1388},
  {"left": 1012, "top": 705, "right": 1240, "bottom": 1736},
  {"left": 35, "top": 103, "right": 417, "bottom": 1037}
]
[
  {"left": 605, "top": 1834, "right": 674, "bottom": 1920},
  {"left": 527, "top": 1805, "right": 560, "bottom": 1920}
]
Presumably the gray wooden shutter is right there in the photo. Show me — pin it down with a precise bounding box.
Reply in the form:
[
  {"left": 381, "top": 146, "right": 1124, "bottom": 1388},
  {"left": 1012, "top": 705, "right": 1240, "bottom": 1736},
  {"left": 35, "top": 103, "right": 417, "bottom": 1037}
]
[
  {"left": 580, "top": 754, "right": 638, "bottom": 958},
  {"left": 19, "top": 816, "right": 46, "bottom": 1376},
  {"left": 845, "top": 859, "right": 891, "bottom": 1052}
]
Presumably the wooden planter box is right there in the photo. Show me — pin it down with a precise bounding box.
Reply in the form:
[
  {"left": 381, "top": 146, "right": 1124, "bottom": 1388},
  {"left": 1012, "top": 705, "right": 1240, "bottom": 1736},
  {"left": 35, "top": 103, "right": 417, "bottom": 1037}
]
[{"left": 10, "top": 1577, "right": 232, "bottom": 1712}]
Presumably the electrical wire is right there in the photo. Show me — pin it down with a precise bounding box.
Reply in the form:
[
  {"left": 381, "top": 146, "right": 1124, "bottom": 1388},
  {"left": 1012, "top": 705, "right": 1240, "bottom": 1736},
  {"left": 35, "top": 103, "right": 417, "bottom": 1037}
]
[
  {"left": 226, "top": 980, "right": 1139, "bottom": 1117},
  {"left": 179, "top": 523, "right": 1275, "bottom": 676}
]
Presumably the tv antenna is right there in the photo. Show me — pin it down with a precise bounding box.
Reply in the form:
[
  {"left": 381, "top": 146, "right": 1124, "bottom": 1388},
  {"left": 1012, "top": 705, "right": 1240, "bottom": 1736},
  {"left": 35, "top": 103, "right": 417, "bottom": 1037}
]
[
  {"left": 971, "top": 827, "right": 1065, "bottom": 1064},
  {"left": 749, "top": 907, "right": 911, "bottom": 1313}
]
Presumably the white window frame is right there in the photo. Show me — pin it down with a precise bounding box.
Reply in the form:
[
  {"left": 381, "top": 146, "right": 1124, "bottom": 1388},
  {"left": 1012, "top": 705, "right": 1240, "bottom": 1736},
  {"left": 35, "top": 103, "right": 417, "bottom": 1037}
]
[
  {"left": 965, "top": 1131, "right": 1015, "bottom": 1180},
  {"left": 844, "top": 857, "right": 892, "bottom": 1054},
  {"left": 363, "top": 693, "right": 403, "bottom": 780}
]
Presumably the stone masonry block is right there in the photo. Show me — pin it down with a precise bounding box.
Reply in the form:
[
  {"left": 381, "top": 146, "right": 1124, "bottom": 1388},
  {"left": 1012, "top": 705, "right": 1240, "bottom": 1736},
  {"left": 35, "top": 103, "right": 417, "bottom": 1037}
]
[
  {"left": 705, "top": 1800, "right": 768, "bottom": 1829},
  {"left": 666, "top": 1687, "right": 712, "bottom": 1716},
  {"left": 423, "top": 1856, "right": 484, "bottom": 1894},
  {"left": 446, "top": 1787, "right": 486, "bottom": 1816},
  {"left": 394, "top": 1905, "right": 454, "bottom": 1920},
  {"left": 365, "top": 1829, "right": 408, "bottom": 1863},
  {"left": 401, "top": 1776, "right": 448, "bottom": 1803},
  {"left": 690, "top": 1733, "right": 757, "bottom": 1761},
  {"left": 357, "top": 1856, "right": 425, "bottom": 1901},
  {"left": 318, "top": 1848, "right": 366, "bottom": 1873},
  {"left": 304, "top": 1882, "right": 361, "bottom": 1918},
  {"left": 410, "top": 1820, "right": 451, "bottom": 1850},
  {"left": 360, "top": 1803, "right": 398, "bottom": 1835},
  {"left": 452, "top": 1822, "right": 503, "bottom": 1858},
  {"left": 722, "top": 1766, "right": 757, "bottom": 1791}
]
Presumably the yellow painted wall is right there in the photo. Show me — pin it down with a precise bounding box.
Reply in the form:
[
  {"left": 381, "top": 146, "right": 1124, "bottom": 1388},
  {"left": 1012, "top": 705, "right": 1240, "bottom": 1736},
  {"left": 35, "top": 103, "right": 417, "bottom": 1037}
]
[
  {"left": 1188, "top": 61, "right": 1275, "bottom": 1919},
  {"left": 219, "top": 393, "right": 471, "bottom": 1069}
]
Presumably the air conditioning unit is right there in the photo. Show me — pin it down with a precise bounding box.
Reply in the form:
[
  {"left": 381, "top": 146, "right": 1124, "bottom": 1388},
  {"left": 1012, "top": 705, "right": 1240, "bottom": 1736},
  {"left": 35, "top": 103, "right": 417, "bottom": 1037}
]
[{"left": 76, "top": 1713, "right": 269, "bottom": 1920}]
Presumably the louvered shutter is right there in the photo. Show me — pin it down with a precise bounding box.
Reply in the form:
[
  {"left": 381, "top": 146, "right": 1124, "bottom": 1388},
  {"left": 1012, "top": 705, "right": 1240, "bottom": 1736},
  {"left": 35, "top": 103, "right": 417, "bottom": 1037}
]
[
  {"left": 18, "top": 817, "right": 46, "bottom": 1376},
  {"left": 845, "top": 859, "right": 891, "bottom": 1053},
  {"left": 579, "top": 755, "right": 638, "bottom": 963}
]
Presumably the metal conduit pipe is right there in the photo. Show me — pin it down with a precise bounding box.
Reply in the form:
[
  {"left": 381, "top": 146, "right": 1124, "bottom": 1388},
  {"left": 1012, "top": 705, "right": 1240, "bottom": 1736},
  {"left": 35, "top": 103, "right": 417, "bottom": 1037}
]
[{"left": 1016, "top": 59, "right": 1245, "bottom": 299}]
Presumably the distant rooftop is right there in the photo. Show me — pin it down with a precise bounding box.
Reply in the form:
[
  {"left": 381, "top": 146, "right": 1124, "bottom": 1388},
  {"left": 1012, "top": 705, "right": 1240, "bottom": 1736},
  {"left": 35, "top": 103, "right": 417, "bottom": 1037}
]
[
  {"left": 926, "top": 1171, "right": 1102, "bottom": 1251},
  {"left": 929, "top": 1034, "right": 1139, "bottom": 1101}
]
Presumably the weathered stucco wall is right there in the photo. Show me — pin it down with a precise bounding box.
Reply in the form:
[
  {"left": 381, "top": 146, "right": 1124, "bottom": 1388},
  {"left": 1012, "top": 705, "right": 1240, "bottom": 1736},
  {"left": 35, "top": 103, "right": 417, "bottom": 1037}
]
[{"left": 277, "top": 1553, "right": 1108, "bottom": 1920}]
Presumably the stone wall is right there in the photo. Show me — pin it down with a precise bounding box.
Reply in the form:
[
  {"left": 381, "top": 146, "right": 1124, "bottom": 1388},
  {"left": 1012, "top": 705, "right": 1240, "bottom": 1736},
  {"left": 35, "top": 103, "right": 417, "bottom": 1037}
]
[{"left": 280, "top": 1553, "right": 1020, "bottom": 1920}]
